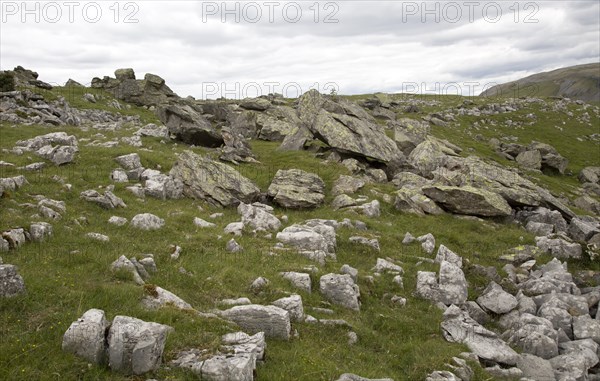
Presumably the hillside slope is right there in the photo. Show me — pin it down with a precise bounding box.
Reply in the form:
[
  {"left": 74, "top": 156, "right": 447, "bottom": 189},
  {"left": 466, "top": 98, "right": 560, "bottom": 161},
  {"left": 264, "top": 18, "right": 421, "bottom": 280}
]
[
  {"left": 481, "top": 62, "right": 600, "bottom": 102},
  {"left": 1, "top": 67, "right": 600, "bottom": 381}
]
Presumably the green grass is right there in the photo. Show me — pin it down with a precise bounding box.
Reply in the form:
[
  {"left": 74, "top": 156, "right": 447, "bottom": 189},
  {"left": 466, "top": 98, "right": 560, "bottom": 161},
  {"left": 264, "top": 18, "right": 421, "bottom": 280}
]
[{"left": 0, "top": 89, "right": 599, "bottom": 381}]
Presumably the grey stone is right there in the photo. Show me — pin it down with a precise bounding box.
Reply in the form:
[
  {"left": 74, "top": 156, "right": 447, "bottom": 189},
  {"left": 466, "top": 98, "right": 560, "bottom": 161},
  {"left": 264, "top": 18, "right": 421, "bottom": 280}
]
[
  {"left": 535, "top": 236, "right": 582, "bottom": 259},
  {"left": 0, "top": 264, "right": 26, "bottom": 297},
  {"left": 221, "top": 304, "right": 291, "bottom": 340},
  {"left": 280, "top": 272, "right": 311, "bottom": 293},
  {"left": 142, "top": 286, "right": 192, "bottom": 310},
  {"left": 442, "top": 305, "right": 519, "bottom": 365},
  {"left": 62, "top": 309, "right": 110, "bottom": 364},
  {"left": 226, "top": 239, "right": 243, "bottom": 253},
  {"left": 568, "top": 217, "right": 600, "bottom": 242},
  {"left": 415, "top": 261, "right": 468, "bottom": 306},
  {"left": 332, "top": 175, "right": 366, "bottom": 195},
  {"left": 238, "top": 202, "right": 281, "bottom": 232},
  {"left": 320, "top": 273, "right": 360, "bottom": 311},
  {"left": 272, "top": 294, "right": 304, "bottom": 322},
  {"left": 525, "top": 221, "right": 554, "bottom": 236},
  {"left": 111, "top": 255, "right": 144, "bottom": 285},
  {"left": 476, "top": 281, "right": 518, "bottom": 314},
  {"left": 434, "top": 245, "right": 462, "bottom": 268},
  {"left": 108, "top": 216, "right": 128, "bottom": 226},
  {"left": 267, "top": 169, "right": 325, "bottom": 209},
  {"left": 335, "top": 374, "right": 394, "bottom": 381},
  {"left": 157, "top": 104, "right": 223, "bottom": 147},
  {"left": 115, "top": 153, "right": 142, "bottom": 170},
  {"left": 350, "top": 236, "right": 380, "bottom": 251},
  {"left": 28, "top": 222, "right": 52, "bottom": 242},
  {"left": 516, "top": 150, "right": 542, "bottom": 170},
  {"left": 80, "top": 189, "right": 126, "bottom": 209},
  {"left": 170, "top": 151, "right": 259, "bottom": 207},
  {"left": 573, "top": 315, "right": 600, "bottom": 344},
  {"left": 372, "top": 258, "right": 403, "bottom": 274},
  {"left": 516, "top": 354, "right": 556, "bottom": 381},
  {"left": 130, "top": 213, "right": 164, "bottom": 230},
  {"left": 423, "top": 185, "right": 512, "bottom": 217},
  {"left": 107, "top": 315, "right": 173, "bottom": 375},
  {"left": 193, "top": 217, "right": 216, "bottom": 228},
  {"left": 340, "top": 264, "right": 359, "bottom": 282}
]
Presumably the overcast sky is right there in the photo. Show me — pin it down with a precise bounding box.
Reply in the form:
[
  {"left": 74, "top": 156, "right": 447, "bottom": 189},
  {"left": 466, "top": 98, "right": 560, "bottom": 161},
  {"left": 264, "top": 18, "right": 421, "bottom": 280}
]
[{"left": 1, "top": 1, "right": 598, "bottom": 98}]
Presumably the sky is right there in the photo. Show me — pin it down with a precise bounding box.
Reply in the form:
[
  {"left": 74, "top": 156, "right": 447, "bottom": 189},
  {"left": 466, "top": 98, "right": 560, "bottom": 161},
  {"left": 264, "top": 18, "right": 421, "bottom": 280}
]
[{"left": 1, "top": 0, "right": 599, "bottom": 99}]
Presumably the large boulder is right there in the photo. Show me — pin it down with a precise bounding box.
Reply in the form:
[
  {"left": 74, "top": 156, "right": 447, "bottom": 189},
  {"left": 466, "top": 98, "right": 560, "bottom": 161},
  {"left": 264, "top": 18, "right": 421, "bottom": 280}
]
[
  {"left": 423, "top": 185, "right": 513, "bottom": 217},
  {"left": 62, "top": 309, "right": 110, "bottom": 364},
  {"left": 319, "top": 273, "right": 360, "bottom": 311},
  {"left": 296, "top": 90, "right": 401, "bottom": 164},
  {"left": 516, "top": 150, "right": 542, "bottom": 170},
  {"left": 94, "top": 68, "right": 177, "bottom": 106},
  {"left": 392, "top": 118, "right": 429, "bottom": 156},
  {"left": 267, "top": 169, "right": 325, "bottom": 209},
  {"left": 170, "top": 151, "right": 260, "bottom": 207},
  {"left": 107, "top": 315, "right": 173, "bottom": 375},
  {"left": 157, "top": 104, "right": 222, "bottom": 147},
  {"left": 221, "top": 305, "right": 291, "bottom": 340}
]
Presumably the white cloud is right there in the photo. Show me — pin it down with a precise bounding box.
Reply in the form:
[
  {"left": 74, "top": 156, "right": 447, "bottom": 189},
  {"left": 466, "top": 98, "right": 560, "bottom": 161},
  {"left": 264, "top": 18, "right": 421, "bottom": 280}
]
[{"left": 1, "top": 0, "right": 598, "bottom": 98}]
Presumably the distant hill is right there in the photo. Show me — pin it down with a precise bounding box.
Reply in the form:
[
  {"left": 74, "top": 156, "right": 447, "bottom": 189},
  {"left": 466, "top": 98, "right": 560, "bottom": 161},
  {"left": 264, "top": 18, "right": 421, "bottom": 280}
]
[{"left": 481, "top": 62, "right": 600, "bottom": 102}]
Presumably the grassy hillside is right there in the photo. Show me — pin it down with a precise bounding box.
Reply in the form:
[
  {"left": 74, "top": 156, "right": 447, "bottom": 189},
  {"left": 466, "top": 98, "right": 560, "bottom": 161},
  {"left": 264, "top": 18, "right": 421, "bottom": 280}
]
[
  {"left": 0, "top": 85, "right": 599, "bottom": 380},
  {"left": 480, "top": 63, "right": 600, "bottom": 103}
]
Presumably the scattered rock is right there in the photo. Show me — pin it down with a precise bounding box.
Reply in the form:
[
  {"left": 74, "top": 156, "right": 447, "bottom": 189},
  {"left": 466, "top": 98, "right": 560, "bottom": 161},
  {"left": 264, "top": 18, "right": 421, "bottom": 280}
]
[
  {"left": 0, "top": 264, "right": 26, "bottom": 297},
  {"left": 170, "top": 151, "right": 259, "bottom": 207},
  {"left": 130, "top": 213, "right": 164, "bottom": 230},
  {"left": 62, "top": 309, "right": 110, "bottom": 364},
  {"left": 221, "top": 304, "right": 291, "bottom": 340},
  {"left": 280, "top": 272, "right": 312, "bottom": 293},
  {"left": 319, "top": 273, "right": 361, "bottom": 311},
  {"left": 267, "top": 169, "right": 325, "bottom": 209},
  {"left": 107, "top": 315, "right": 173, "bottom": 375},
  {"left": 226, "top": 238, "right": 243, "bottom": 253}
]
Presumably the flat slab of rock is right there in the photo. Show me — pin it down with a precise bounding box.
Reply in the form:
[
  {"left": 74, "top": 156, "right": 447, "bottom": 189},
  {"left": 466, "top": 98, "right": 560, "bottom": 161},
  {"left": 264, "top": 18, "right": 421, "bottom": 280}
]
[
  {"left": 335, "top": 374, "right": 394, "bottom": 381},
  {"left": 442, "top": 305, "right": 519, "bottom": 366},
  {"left": 221, "top": 304, "right": 291, "bottom": 340},
  {"left": 107, "top": 315, "right": 173, "bottom": 375},
  {"left": 170, "top": 151, "right": 259, "bottom": 207},
  {"left": 142, "top": 286, "right": 192, "bottom": 310},
  {"left": 423, "top": 185, "right": 512, "bottom": 217},
  {"left": 267, "top": 169, "right": 325, "bottom": 209}
]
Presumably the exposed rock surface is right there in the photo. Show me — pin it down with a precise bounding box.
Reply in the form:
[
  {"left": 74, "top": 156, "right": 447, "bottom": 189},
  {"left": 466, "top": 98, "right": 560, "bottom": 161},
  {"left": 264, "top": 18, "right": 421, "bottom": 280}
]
[
  {"left": 320, "top": 273, "right": 361, "bottom": 311},
  {"left": 221, "top": 304, "right": 291, "bottom": 340},
  {"left": 107, "top": 315, "right": 173, "bottom": 375},
  {"left": 267, "top": 169, "right": 325, "bottom": 209},
  {"left": 170, "top": 151, "right": 259, "bottom": 207},
  {"left": 0, "top": 264, "right": 26, "bottom": 297}
]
